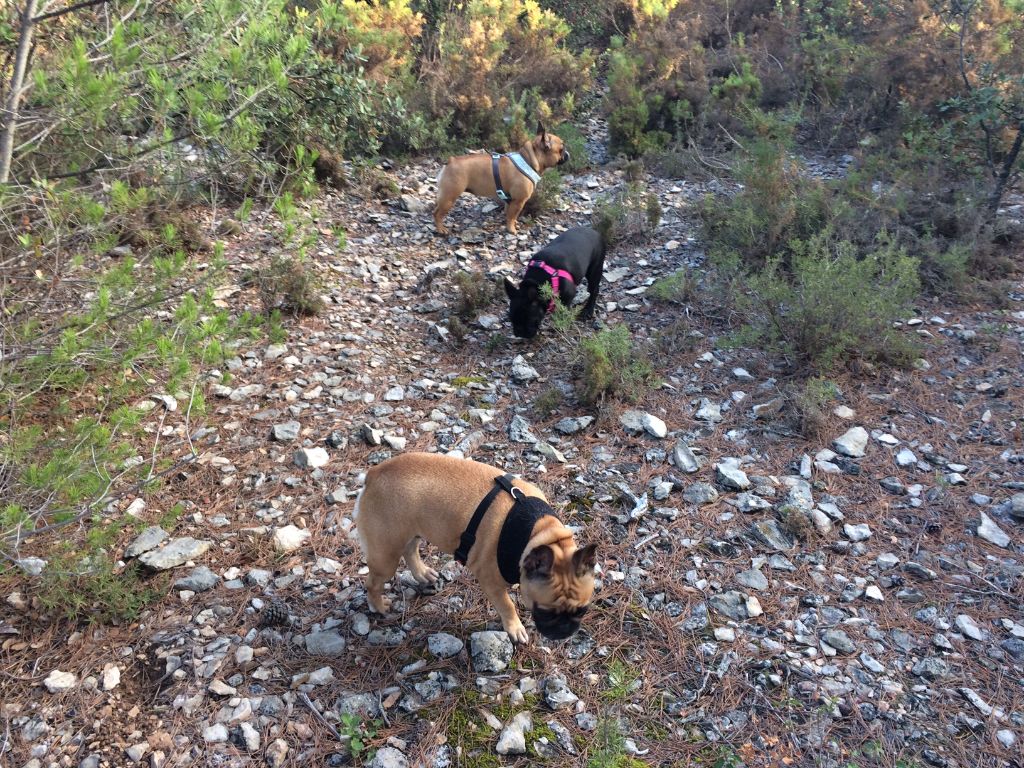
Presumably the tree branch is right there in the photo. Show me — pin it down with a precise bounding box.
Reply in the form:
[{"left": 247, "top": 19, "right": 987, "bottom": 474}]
[{"left": 32, "top": 0, "right": 109, "bottom": 24}]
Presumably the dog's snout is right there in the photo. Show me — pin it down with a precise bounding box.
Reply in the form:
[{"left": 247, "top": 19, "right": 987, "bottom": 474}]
[{"left": 559, "top": 149, "right": 570, "bottom": 165}]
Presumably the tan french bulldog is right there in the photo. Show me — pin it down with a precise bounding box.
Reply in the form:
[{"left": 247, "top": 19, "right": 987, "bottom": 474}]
[
  {"left": 433, "top": 122, "right": 570, "bottom": 235},
  {"left": 354, "top": 452, "right": 596, "bottom": 643}
]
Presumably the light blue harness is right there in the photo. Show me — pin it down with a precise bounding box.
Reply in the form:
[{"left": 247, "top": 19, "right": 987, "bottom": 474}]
[{"left": 491, "top": 152, "right": 542, "bottom": 202}]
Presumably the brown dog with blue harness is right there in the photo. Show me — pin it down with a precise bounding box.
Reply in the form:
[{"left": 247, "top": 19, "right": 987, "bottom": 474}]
[
  {"left": 433, "top": 122, "right": 570, "bottom": 235},
  {"left": 354, "top": 452, "right": 596, "bottom": 643}
]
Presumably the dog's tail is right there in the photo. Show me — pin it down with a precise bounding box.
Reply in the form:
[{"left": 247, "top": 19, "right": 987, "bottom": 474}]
[{"left": 435, "top": 166, "right": 445, "bottom": 187}]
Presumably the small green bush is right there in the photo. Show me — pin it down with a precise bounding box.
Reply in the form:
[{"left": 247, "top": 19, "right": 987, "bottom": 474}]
[
  {"left": 554, "top": 122, "right": 590, "bottom": 174},
  {"left": 737, "top": 232, "right": 921, "bottom": 370},
  {"left": 522, "top": 169, "right": 563, "bottom": 218},
  {"left": 593, "top": 181, "right": 662, "bottom": 246},
  {"left": 650, "top": 269, "right": 696, "bottom": 303},
  {"left": 578, "top": 325, "right": 654, "bottom": 403},
  {"left": 260, "top": 254, "right": 324, "bottom": 317},
  {"left": 454, "top": 271, "right": 499, "bottom": 320}
]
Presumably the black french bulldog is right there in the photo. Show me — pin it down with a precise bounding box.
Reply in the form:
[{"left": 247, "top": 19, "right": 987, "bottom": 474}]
[{"left": 503, "top": 226, "right": 606, "bottom": 339}]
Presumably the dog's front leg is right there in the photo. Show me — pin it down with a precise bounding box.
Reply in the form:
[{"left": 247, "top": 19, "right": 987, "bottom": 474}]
[{"left": 481, "top": 580, "right": 529, "bottom": 644}]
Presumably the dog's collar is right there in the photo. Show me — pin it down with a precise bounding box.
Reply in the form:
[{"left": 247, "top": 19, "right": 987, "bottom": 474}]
[
  {"left": 526, "top": 260, "right": 575, "bottom": 313},
  {"left": 455, "top": 474, "right": 520, "bottom": 566},
  {"left": 491, "top": 152, "right": 542, "bottom": 204}
]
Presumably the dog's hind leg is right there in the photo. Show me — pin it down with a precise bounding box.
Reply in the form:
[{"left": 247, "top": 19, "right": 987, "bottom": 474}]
[
  {"left": 365, "top": 541, "right": 404, "bottom": 615},
  {"left": 403, "top": 536, "right": 439, "bottom": 585},
  {"left": 578, "top": 256, "right": 604, "bottom": 321}
]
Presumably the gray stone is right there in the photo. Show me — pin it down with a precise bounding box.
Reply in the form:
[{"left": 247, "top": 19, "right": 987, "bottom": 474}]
[
  {"left": 363, "top": 424, "right": 384, "bottom": 446},
  {"left": 266, "top": 739, "right": 289, "bottom": 768},
  {"left": 709, "top": 591, "right": 747, "bottom": 621},
  {"left": 911, "top": 657, "right": 949, "bottom": 680},
  {"left": 715, "top": 462, "right": 751, "bottom": 491},
  {"left": 695, "top": 399, "right": 723, "bottom": 423},
  {"left": 508, "top": 415, "right": 538, "bottom": 444},
  {"left": 271, "top": 421, "right": 301, "bottom": 441},
  {"left": 495, "top": 713, "right": 532, "bottom": 755},
  {"left": 620, "top": 410, "right": 667, "bottom": 438},
  {"left": 511, "top": 356, "right": 540, "bottom": 383},
  {"left": 554, "top": 416, "right": 594, "bottom": 435},
  {"left": 384, "top": 386, "right": 405, "bottom": 401},
  {"left": 683, "top": 483, "right": 719, "bottom": 506},
  {"left": 427, "top": 633, "right": 464, "bottom": 658},
  {"left": 400, "top": 194, "right": 429, "bottom": 214},
  {"left": 995, "top": 730, "right": 1017, "bottom": 749},
  {"left": 305, "top": 631, "right": 346, "bottom": 656},
  {"left": 833, "top": 426, "right": 869, "bottom": 457},
  {"left": 733, "top": 492, "right": 772, "bottom": 512},
  {"left": 748, "top": 520, "right": 794, "bottom": 551},
  {"left": 955, "top": 614, "right": 988, "bottom": 641},
  {"left": 977, "top": 512, "right": 1010, "bottom": 548},
  {"left": 173, "top": 566, "right": 220, "bottom": 593},
  {"left": 672, "top": 441, "right": 700, "bottom": 473},
  {"left": 822, "top": 629, "right": 856, "bottom": 654},
  {"left": 543, "top": 676, "right": 579, "bottom": 710},
  {"left": 125, "top": 527, "right": 169, "bottom": 558},
  {"left": 139, "top": 538, "right": 212, "bottom": 570},
  {"left": 1009, "top": 493, "right": 1024, "bottom": 519},
  {"left": 470, "top": 631, "right": 514, "bottom": 672},
  {"left": 737, "top": 569, "right": 768, "bottom": 591},
  {"left": 879, "top": 476, "right": 906, "bottom": 495},
  {"left": 368, "top": 746, "right": 409, "bottom": 768},
  {"left": 294, "top": 446, "right": 329, "bottom": 469},
  {"left": 336, "top": 693, "right": 381, "bottom": 719}
]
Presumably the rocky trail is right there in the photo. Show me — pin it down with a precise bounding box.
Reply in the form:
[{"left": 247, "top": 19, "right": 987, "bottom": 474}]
[{"left": 3, "top": 118, "right": 1024, "bottom": 768}]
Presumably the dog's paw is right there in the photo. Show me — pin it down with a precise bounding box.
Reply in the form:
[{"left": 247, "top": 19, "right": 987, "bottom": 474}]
[
  {"left": 413, "top": 566, "right": 440, "bottom": 585},
  {"left": 504, "top": 620, "right": 530, "bottom": 645},
  {"left": 368, "top": 595, "right": 392, "bottom": 614}
]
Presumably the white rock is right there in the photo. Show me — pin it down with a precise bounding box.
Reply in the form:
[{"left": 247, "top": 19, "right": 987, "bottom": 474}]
[
  {"left": 294, "top": 447, "right": 329, "bottom": 469},
  {"left": 272, "top": 524, "right": 310, "bottom": 553},
  {"left": 495, "top": 712, "right": 532, "bottom": 755},
  {"left": 102, "top": 665, "right": 121, "bottom": 691},
  {"left": 864, "top": 585, "right": 884, "bottom": 602},
  {"left": 203, "top": 724, "right": 228, "bottom": 743},
  {"left": 832, "top": 405, "right": 855, "bottom": 420},
  {"left": 977, "top": 512, "right": 1010, "bottom": 548},
  {"left": 833, "top": 427, "right": 869, "bottom": 458},
  {"left": 43, "top": 669, "right": 77, "bottom": 693},
  {"left": 894, "top": 448, "right": 917, "bottom": 468},
  {"left": 955, "top": 614, "right": 988, "bottom": 641},
  {"left": 843, "top": 523, "right": 872, "bottom": 542}
]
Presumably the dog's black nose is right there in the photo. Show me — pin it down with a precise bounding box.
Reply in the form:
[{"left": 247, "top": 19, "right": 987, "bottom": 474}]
[{"left": 559, "top": 149, "right": 570, "bottom": 165}]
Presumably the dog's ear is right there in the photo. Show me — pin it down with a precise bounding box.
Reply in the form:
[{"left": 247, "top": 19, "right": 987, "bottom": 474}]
[
  {"left": 523, "top": 545, "right": 554, "bottom": 580},
  {"left": 572, "top": 543, "right": 598, "bottom": 577},
  {"left": 504, "top": 276, "right": 519, "bottom": 299},
  {"left": 536, "top": 120, "right": 546, "bottom": 138}
]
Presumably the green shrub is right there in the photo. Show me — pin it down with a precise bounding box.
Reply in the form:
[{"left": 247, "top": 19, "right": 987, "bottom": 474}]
[
  {"left": 578, "top": 325, "right": 655, "bottom": 403},
  {"left": 650, "top": 269, "right": 697, "bottom": 303},
  {"left": 593, "top": 180, "right": 662, "bottom": 246},
  {"left": 737, "top": 232, "right": 921, "bottom": 370},
  {"left": 418, "top": 0, "right": 594, "bottom": 147},
  {"left": 454, "top": 271, "right": 499, "bottom": 320},
  {"left": 522, "top": 169, "right": 564, "bottom": 218},
  {"left": 554, "top": 122, "right": 590, "bottom": 174},
  {"left": 702, "top": 131, "right": 832, "bottom": 272}
]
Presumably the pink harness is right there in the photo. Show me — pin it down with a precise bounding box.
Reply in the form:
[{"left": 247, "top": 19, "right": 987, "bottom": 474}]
[{"left": 527, "top": 260, "right": 575, "bottom": 313}]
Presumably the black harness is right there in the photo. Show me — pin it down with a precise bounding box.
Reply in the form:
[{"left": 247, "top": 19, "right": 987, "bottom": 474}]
[{"left": 455, "top": 474, "right": 553, "bottom": 585}]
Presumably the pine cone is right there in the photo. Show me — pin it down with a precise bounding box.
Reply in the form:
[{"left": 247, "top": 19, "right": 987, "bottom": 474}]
[{"left": 258, "top": 598, "right": 291, "bottom": 628}]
